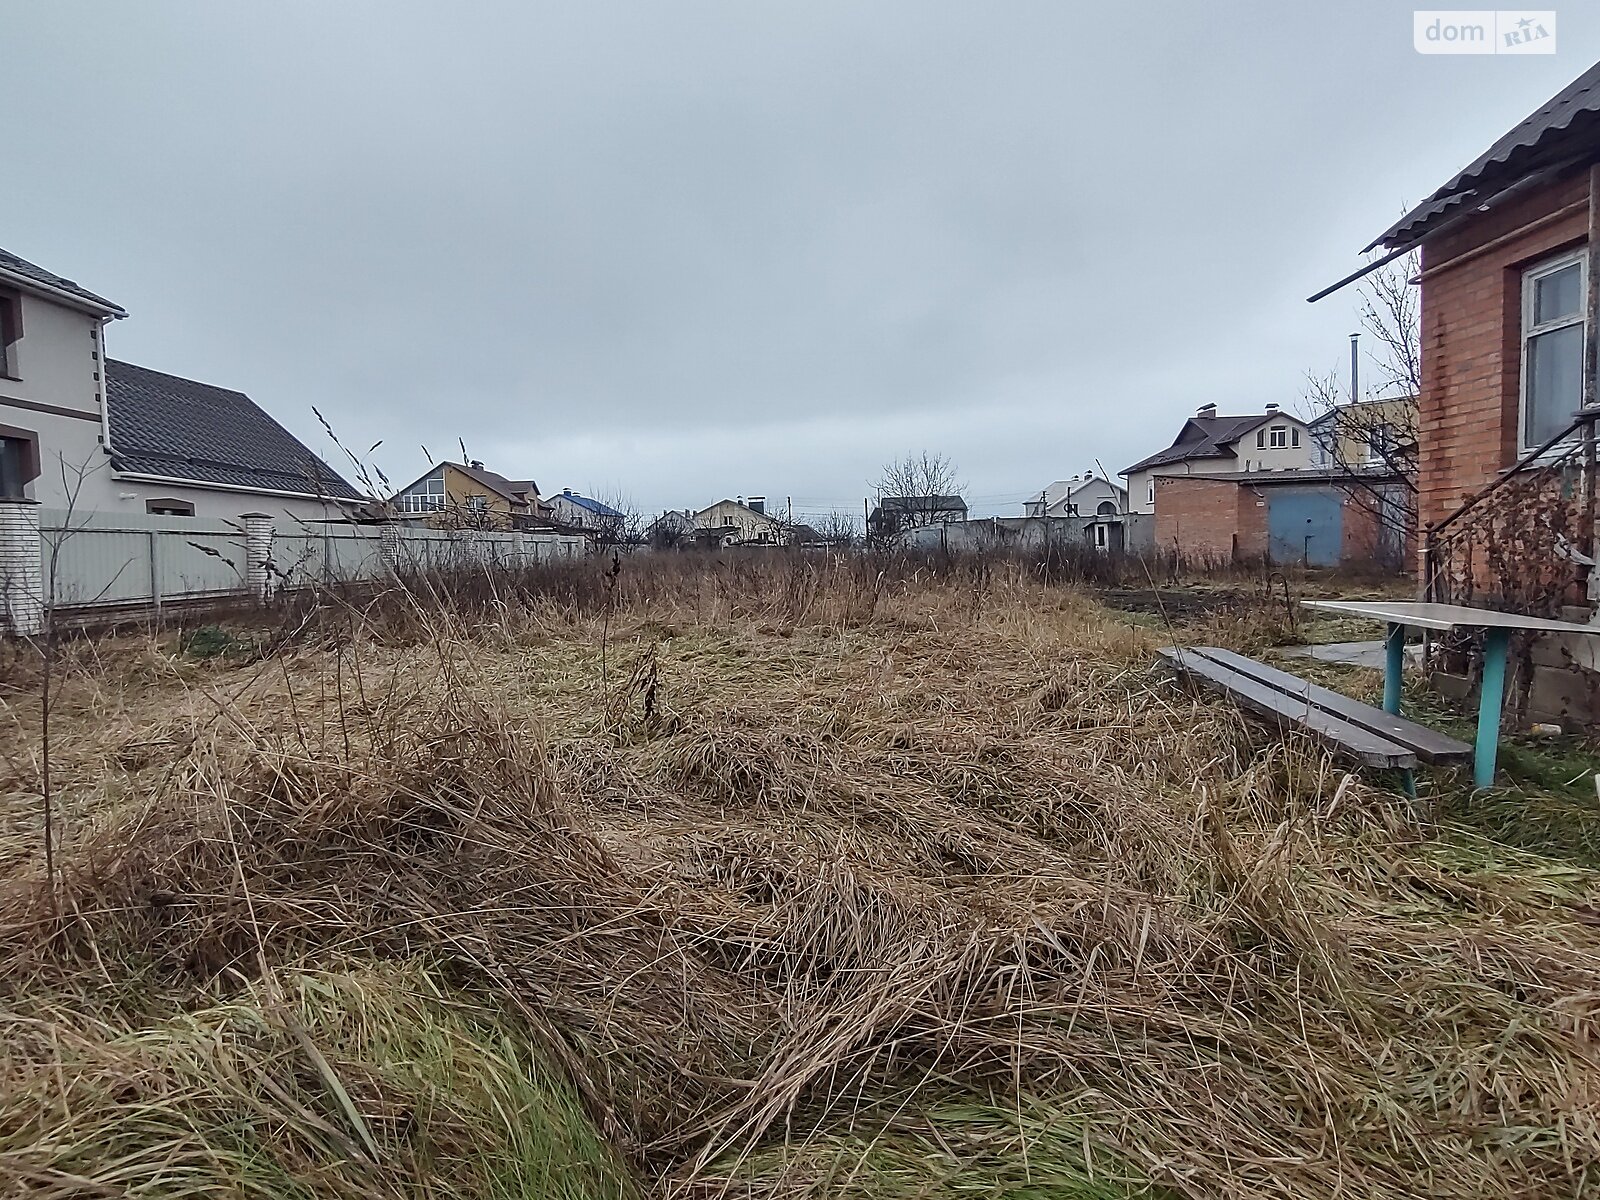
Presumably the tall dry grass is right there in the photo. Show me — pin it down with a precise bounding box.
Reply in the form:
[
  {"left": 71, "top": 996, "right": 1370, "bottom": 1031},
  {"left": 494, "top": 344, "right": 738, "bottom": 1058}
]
[{"left": 0, "top": 555, "right": 1596, "bottom": 1199}]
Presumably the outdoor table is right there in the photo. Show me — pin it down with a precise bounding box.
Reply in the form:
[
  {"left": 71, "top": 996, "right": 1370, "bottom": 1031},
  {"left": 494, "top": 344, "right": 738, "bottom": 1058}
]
[{"left": 1303, "top": 600, "right": 1600, "bottom": 788}]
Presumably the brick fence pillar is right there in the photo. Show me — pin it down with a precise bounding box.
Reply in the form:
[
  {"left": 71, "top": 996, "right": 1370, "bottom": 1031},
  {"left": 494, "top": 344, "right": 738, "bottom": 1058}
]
[
  {"left": 379, "top": 521, "right": 402, "bottom": 575},
  {"left": 0, "top": 499, "right": 44, "bottom": 636},
  {"left": 241, "top": 513, "right": 275, "bottom": 603}
]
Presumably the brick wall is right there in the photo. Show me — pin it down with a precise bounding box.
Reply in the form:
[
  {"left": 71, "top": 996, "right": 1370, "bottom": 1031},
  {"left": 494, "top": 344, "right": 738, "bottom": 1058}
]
[
  {"left": 1154, "top": 477, "right": 1266, "bottom": 561},
  {"left": 1417, "top": 172, "right": 1591, "bottom": 543}
]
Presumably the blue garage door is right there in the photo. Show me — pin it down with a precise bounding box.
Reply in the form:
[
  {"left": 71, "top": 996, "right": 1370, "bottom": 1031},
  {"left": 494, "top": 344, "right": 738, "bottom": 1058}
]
[{"left": 1267, "top": 488, "right": 1342, "bottom": 567}]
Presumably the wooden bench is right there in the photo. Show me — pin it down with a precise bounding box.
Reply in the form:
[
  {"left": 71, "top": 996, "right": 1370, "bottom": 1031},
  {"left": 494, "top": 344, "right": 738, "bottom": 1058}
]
[{"left": 1157, "top": 645, "right": 1472, "bottom": 771}]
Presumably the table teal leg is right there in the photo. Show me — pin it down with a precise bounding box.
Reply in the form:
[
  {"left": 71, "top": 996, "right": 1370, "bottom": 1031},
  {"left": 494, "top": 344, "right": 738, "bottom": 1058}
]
[
  {"left": 1383, "top": 622, "right": 1405, "bottom": 715},
  {"left": 1474, "top": 627, "right": 1512, "bottom": 789}
]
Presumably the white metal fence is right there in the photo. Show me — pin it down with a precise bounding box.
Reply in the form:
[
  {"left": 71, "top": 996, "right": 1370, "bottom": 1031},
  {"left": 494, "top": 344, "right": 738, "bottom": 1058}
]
[{"left": 30, "top": 510, "right": 585, "bottom": 622}]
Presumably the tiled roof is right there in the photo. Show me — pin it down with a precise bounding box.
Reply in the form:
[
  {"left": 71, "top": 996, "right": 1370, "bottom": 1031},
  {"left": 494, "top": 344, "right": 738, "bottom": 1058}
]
[
  {"left": 454, "top": 463, "right": 536, "bottom": 504},
  {"left": 1370, "top": 59, "right": 1600, "bottom": 251},
  {"left": 106, "top": 360, "right": 363, "bottom": 501},
  {"left": 1121, "top": 415, "right": 1270, "bottom": 475},
  {"left": 0, "top": 246, "right": 125, "bottom": 316}
]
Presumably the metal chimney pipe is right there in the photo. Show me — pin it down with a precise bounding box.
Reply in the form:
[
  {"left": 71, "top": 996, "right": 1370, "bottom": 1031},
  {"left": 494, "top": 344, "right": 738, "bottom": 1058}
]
[{"left": 1349, "top": 332, "right": 1360, "bottom": 405}]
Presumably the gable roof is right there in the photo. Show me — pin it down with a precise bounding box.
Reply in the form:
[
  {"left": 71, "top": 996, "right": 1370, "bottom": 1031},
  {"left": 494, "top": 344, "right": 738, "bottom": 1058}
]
[
  {"left": 876, "top": 495, "right": 966, "bottom": 512},
  {"left": 0, "top": 246, "right": 126, "bottom": 317},
  {"left": 453, "top": 462, "right": 535, "bottom": 505},
  {"left": 553, "top": 490, "right": 624, "bottom": 518},
  {"left": 1370, "top": 59, "right": 1600, "bottom": 251},
  {"left": 1121, "top": 414, "right": 1277, "bottom": 475},
  {"left": 695, "top": 498, "right": 778, "bottom": 522},
  {"left": 106, "top": 360, "right": 363, "bottom": 501}
]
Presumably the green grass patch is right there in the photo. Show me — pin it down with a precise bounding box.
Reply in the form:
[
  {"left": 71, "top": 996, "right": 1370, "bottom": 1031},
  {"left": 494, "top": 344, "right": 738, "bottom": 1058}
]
[
  {"left": 720, "top": 1096, "right": 1172, "bottom": 1199},
  {"left": 1, "top": 961, "right": 635, "bottom": 1199}
]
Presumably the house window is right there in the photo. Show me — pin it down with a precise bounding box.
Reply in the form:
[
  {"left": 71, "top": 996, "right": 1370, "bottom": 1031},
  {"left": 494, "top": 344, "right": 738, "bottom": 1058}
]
[
  {"left": 1093, "top": 523, "right": 1108, "bottom": 549},
  {"left": 1269, "top": 425, "right": 1288, "bottom": 449},
  {"left": 1256, "top": 429, "right": 1266, "bottom": 449},
  {"left": 398, "top": 475, "right": 446, "bottom": 513},
  {"left": 0, "top": 291, "right": 20, "bottom": 378},
  {"left": 1096, "top": 500, "right": 1116, "bottom": 516},
  {"left": 0, "top": 428, "right": 40, "bottom": 498},
  {"left": 466, "top": 494, "right": 488, "bottom": 513},
  {"left": 1365, "top": 424, "right": 1389, "bottom": 466},
  {"left": 1, "top": 435, "right": 30, "bottom": 498},
  {"left": 1146, "top": 480, "right": 1155, "bottom": 505},
  {"left": 1522, "top": 251, "right": 1587, "bottom": 449},
  {"left": 1291, "top": 427, "right": 1300, "bottom": 448},
  {"left": 145, "top": 498, "right": 195, "bottom": 517}
]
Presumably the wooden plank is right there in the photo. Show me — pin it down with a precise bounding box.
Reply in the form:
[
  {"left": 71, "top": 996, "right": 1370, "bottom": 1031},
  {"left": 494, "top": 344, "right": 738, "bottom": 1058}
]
[
  {"left": 1157, "top": 647, "right": 1417, "bottom": 769},
  {"left": 1189, "top": 646, "right": 1471, "bottom": 763}
]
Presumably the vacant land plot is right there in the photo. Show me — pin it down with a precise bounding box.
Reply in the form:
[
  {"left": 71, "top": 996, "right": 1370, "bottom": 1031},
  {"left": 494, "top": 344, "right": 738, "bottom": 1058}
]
[{"left": 1, "top": 558, "right": 1597, "bottom": 1199}]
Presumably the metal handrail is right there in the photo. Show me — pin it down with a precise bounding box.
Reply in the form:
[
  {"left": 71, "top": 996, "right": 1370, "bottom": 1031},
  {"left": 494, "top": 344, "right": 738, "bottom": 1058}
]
[
  {"left": 1422, "top": 406, "right": 1600, "bottom": 606},
  {"left": 1428, "top": 408, "right": 1600, "bottom": 540}
]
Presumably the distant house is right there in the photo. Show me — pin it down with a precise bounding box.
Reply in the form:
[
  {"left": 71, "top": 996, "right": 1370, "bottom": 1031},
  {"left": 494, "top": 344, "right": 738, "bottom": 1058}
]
[
  {"left": 1, "top": 244, "right": 363, "bottom": 522},
  {"left": 392, "top": 460, "right": 543, "bottom": 530},
  {"left": 547, "top": 488, "right": 625, "bottom": 532},
  {"left": 647, "top": 508, "right": 696, "bottom": 548},
  {"left": 693, "top": 497, "right": 782, "bottom": 545},
  {"left": 867, "top": 495, "right": 967, "bottom": 542},
  {"left": 1307, "top": 396, "right": 1418, "bottom": 472},
  {"left": 1120, "top": 403, "right": 1312, "bottom": 515},
  {"left": 1022, "top": 473, "right": 1129, "bottom": 552},
  {"left": 1023, "top": 473, "right": 1126, "bottom": 519}
]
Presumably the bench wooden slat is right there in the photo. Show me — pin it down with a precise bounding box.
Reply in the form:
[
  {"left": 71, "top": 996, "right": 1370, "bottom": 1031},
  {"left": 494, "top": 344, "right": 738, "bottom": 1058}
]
[
  {"left": 1157, "top": 647, "right": 1417, "bottom": 769},
  {"left": 1190, "top": 646, "right": 1471, "bottom": 763}
]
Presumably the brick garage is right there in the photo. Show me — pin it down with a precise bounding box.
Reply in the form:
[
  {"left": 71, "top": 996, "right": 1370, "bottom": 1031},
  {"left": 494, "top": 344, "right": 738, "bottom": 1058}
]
[
  {"left": 1154, "top": 477, "right": 1265, "bottom": 561},
  {"left": 1155, "top": 472, "right": 1404, "bottom": 567}
]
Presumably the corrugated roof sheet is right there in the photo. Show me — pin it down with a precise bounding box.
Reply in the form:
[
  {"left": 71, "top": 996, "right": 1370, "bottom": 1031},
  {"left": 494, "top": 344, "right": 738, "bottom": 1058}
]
[
  {"left": 0, "top": 246, "right": 125, "bottom": 316},
  {"left": 1370, "top": 58, "right": 1600, "bottom": 251},
  {"left": 106, "top": 360, "right": 363, "bottom": 501}
]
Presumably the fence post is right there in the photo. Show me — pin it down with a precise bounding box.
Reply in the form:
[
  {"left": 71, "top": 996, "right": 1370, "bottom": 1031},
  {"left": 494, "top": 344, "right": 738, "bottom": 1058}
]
[
  {"left": 380, "top": 521, "right": 401, "bottom": 576},
  {"left": 0, "top": 499, "right": 44, "bottom": 637},
  {"left": 242, "top": 513, "right": 275, "bottom": 603},
  {"left": 148, "top": 529, "right": 162, "bottom": 617}
]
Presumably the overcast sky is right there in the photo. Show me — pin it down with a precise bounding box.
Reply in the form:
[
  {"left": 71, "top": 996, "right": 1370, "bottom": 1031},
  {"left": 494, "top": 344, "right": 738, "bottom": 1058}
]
[{"left": 5, "top": 2, "right": 1598, "bottom": 521}]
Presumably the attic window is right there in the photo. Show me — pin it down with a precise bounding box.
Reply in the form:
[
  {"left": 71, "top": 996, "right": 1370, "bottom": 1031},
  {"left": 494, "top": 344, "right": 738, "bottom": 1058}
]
[
  {"left": 1256, "top": 429, "right": 1266, "bottom": 449},
  {"left": 1269, "top": 425, "right": 1288, "bottom": 449},
  {"left": 145, "top": 498, "right": 194, "bottom": 517}
]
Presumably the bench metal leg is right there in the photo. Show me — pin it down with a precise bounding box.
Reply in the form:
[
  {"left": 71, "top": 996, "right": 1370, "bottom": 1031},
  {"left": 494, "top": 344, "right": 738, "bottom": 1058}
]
[
  {"left": 1399, "top": 768, "right": 1416, "bottom": 800},
  {"left": 1474, "top": 627, "right": 1512, "bottom": 790},
  {"left": 1383, "top": 622, "right": 1405, "bottom": 715}
]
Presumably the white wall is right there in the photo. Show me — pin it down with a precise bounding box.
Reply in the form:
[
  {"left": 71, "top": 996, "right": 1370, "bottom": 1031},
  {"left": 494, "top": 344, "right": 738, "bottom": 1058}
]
[
  {"left": 0, "top": 293, "right": 102, "bottom": 420},
  {"left": 1, "top": 290, "right": 109, "bottom": 509},
  {"left": 1123, "top": 416, "right": 1313, "bottom": 514},
  {"left": 694, "top": 500, "right": 778, "bottom": 540},
  {"left": 1053, "top": 476, "right": 1124, "bottom": 517}
]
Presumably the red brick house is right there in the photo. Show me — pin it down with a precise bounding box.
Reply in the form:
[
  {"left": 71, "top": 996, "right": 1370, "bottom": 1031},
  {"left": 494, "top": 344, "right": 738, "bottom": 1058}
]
[{"left": 1329, "top": 60, "right": 1600, "bottom": 722}]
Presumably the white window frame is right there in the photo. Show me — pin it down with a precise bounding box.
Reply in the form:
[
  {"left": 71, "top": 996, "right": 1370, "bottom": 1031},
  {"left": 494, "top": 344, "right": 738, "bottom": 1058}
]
[
  {"left": 1146, "top": 479, "right": 1155, "bottom": 505},
  {"left": 1268, "top": 425, "right": 1288, "bottom": 449},
  {"left": 1520, "top": 248, "right": 1588, "bottom": 453}
]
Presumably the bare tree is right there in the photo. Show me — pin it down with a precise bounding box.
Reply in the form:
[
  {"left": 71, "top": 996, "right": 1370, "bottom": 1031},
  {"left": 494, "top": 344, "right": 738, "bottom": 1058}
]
[
  {"left": 871, "top": 452, "right": 965, "bottom": 545},
  {"left": 815, "top": 510, "right": 861, "bottom": 548},
  {"left": 588, "top": 492, "right": 646, "bottom": 549},
  {"left": 1303, "top": 253, "right": 1420, "bottom": 568}
]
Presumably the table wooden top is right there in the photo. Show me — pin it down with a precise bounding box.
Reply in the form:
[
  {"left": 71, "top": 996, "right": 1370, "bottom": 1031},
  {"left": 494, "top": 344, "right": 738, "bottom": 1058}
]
[{"left": 1303, "top": 599, "right": 1600, "bottom": 635}]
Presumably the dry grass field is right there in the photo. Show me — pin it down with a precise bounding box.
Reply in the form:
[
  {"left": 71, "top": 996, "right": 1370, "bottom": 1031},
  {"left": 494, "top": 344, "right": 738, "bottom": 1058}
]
[{"left": 0, "top": 554, "right": 1597, "bottom": 1199}]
